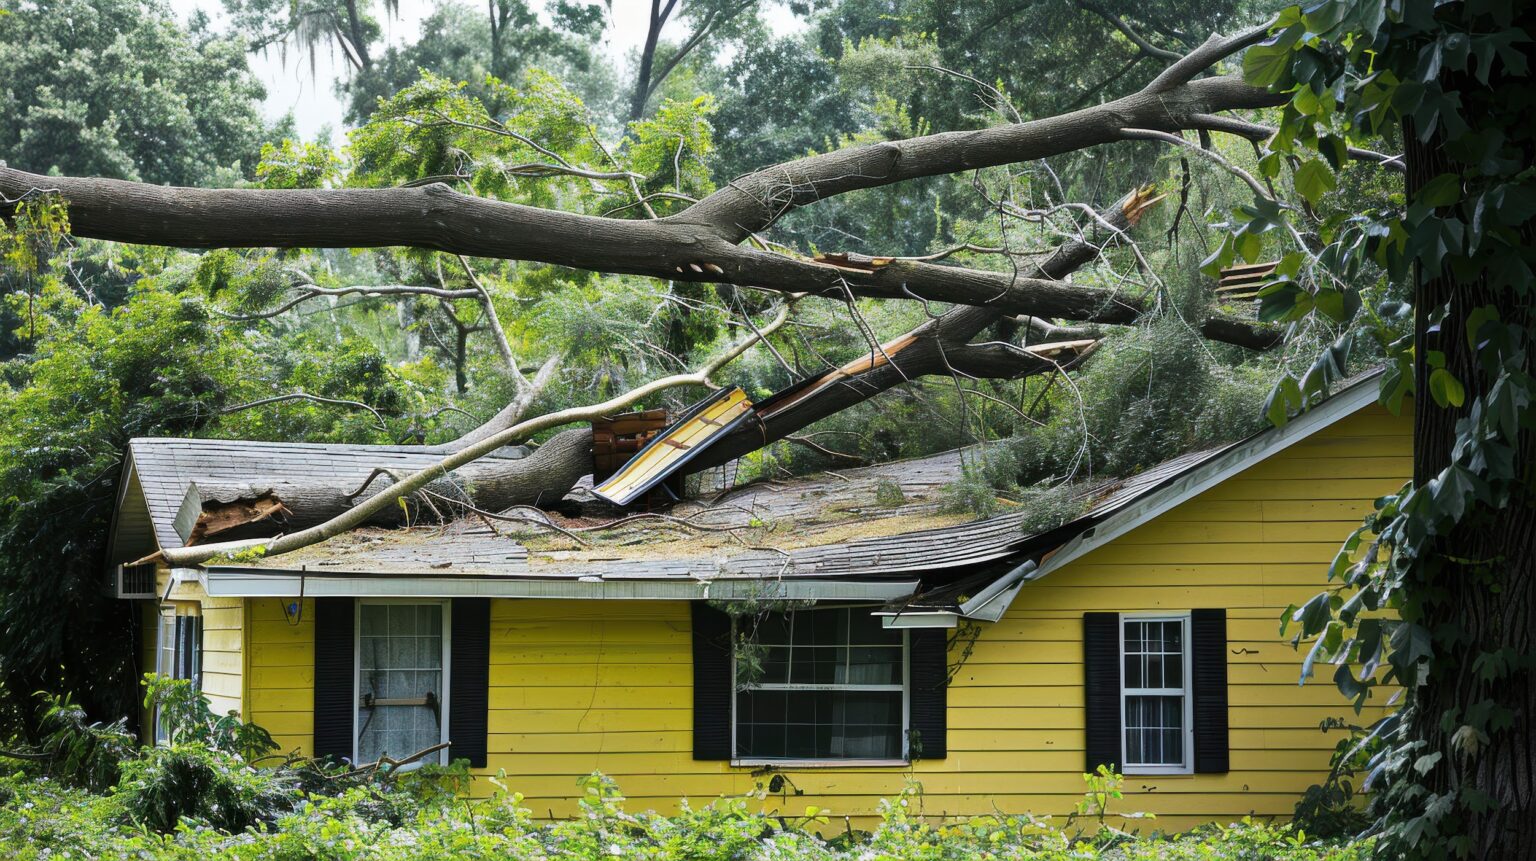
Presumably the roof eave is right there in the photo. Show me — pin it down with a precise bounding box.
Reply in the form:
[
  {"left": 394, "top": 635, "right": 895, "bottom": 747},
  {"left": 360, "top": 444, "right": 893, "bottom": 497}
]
[{"left": 200, "top": 566, "right": 919, "bottom": 602}]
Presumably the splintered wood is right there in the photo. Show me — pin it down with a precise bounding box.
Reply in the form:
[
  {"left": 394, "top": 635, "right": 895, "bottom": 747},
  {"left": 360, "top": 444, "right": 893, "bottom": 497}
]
[{"left": 187, "top": 494, "right": 289, "bottom": 546}]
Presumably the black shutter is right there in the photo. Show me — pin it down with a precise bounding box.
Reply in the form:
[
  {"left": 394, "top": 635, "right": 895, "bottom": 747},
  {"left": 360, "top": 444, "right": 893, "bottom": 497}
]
[
  {"left": 907, "top": 627, "right": 949, "bottom": 760},
  {"left": 449, "top": 598, "right": 491, "bottom": 768},
  {"left": 1190, "top": 608, "right": 1229, "bottom": 773},
  {"left": 312, "top": 597, "right": 356, "bottom": 762},
  {"left": 1083, "top": 612, "right": 1122, "bottom": 773},
  {"left": 691, "top": 602, "right": 733, "bottom": 760}
]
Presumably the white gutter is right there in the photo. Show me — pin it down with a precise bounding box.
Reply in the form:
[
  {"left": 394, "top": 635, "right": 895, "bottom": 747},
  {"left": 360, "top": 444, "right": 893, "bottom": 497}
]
[
  {"left": 964, "top": 373, "right": 1383, "bottom": 623},
  {"left": 202, "top": 567, "right": 918, "bottom": 602}
]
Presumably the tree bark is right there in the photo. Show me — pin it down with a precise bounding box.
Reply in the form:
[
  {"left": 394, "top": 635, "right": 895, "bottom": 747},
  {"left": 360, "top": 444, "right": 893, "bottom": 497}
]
[
  {"left": 1404, "top": 119, "right": 1536, "bottom": 859},
  {"left": 0, "top": 72, "right": 1278, "bottom": 322}
]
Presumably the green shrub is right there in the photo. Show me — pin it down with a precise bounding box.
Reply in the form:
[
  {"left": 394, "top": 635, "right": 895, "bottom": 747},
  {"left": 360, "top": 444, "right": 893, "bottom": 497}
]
[
  {"left": 117, "top": 742, "right": 297, "bottom": 834},
  {"left": 0, "top": 762, "right": 1375, "bottom": 859}
]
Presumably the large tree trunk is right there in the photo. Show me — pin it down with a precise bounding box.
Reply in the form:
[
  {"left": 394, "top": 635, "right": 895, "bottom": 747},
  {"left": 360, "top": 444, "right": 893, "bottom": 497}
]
[{"left": 1405, "top": 120, "right": 1536, "bottom": 858}]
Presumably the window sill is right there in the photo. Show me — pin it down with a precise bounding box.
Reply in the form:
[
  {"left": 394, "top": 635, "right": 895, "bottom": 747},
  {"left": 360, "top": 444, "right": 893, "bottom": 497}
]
[
  {"left": 1122, "top": 767, "right": 1195, "bottom": 777},
  {"left": 731, "top": 758, "right": 910, "bottom": 769}
]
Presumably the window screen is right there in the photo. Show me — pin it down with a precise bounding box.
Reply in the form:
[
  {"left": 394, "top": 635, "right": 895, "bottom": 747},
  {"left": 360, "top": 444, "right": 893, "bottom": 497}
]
[
  {"left": 1122, "top": 616, "right": 1189, "bottom": 770},
  {"left": 356, "top": 603, "right": 446, "bottom": 765},
  {"left": 734, "top": 607, "right": 906, "bottom": 761}
]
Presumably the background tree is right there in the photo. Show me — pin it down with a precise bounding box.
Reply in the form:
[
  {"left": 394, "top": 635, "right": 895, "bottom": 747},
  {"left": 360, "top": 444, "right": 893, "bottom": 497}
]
[{"left": 0, "top": 0, "right": 276, "bottom": 186}]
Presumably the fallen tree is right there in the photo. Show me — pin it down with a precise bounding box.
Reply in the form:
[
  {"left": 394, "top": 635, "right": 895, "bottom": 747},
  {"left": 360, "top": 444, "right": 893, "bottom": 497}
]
[{"left": 2, "top": 20, "right": 1396, "bottom": 567}]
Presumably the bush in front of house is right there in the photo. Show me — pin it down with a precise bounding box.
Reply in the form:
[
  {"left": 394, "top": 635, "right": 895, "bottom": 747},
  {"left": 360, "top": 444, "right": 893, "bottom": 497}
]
[{"left": 0, "top": 679, "right": 1369, "bottom": 860}]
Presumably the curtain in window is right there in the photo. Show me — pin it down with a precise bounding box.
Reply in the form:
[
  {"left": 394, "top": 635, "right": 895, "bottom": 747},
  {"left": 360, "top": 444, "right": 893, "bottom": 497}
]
[{"left": 357, "top": 604, "right": 444, "bottom": 764}]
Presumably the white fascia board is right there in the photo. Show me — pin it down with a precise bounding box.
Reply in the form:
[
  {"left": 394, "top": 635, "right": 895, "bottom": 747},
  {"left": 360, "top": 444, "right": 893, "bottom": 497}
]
[
  {"left": 202, "top": 568, "right": 919, "bottom": 602},
  {"left": 973, "top": 376, "right": 1382, "bottom": 621},
  {"left": 877, "top": 612, "right": 959, "bottom": 629}
]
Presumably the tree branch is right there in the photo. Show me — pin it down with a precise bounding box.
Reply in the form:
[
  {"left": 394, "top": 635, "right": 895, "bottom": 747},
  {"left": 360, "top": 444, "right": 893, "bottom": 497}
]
[
  {"left": 160, "top": 303, "right": 796, "bottom": 566},
  {"left": 219, "top": 392, "right": 389, "bottom": 431},
  {"left": 1186, "top": 113, "right": 1406, "bottom": 172},
  {"left": 214, "top": 283, "right": 483, "bottom": 321},
  {"left": 1076, "top": 0, "right": 1181, "bottom": 62},
  {"left": 1, "top": 58, "right": 1283, "bottom": 308}
]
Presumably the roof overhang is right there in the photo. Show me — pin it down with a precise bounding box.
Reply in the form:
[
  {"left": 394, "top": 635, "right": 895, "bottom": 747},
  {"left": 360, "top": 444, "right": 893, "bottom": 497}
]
[{"left": 198, "top": 566, "right": 919, "bottom": 602}]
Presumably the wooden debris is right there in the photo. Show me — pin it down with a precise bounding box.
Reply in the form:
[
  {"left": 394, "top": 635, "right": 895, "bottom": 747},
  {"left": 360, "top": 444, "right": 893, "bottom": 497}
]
[
  {"left": 186, "top": 494, "right": 289, "bottom": 546},
  {"left": 1216, "top": 261, "right": 1279, "bottom": 301},
  {"left": 811, "top": 251, "right": 896, "bottom": 272}
]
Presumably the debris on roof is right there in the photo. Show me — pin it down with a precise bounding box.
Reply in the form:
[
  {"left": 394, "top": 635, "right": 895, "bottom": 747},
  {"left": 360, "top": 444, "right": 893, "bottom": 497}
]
[{"left": 591, "top": 387, "right": 756, "bottom": 506}]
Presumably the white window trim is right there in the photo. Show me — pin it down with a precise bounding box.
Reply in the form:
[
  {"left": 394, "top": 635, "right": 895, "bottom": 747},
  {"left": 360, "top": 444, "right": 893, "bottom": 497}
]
[
  {"left": 729, "top": 607, "right": 911, "bottom": 767},
  {"left": 352, "top": 599, "right": 452, "bottom": 768},
  {"left": 1119, "top": 612, "right": 1194, "bottom": 776}
]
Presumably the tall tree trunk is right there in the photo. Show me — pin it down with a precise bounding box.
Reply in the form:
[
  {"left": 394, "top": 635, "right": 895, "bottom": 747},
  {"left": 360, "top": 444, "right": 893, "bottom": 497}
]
[
  {"left": 628, "top": 0, "right": 671, "bottom": 122},
  {"left": 1406, "top": 120, "right": 1536, "bottom": 859},
  {"left": 343, "top": 0, "right": 372, "bottom": 71}
]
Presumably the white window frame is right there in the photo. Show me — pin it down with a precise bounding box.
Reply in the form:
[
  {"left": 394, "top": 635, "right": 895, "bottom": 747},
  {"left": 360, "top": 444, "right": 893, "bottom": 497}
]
[
  {"left": 730, "top": 605, "right": 911, "bottom": 767},
  {"left": 1119, "top": 612, "right": 1194, "bottom": 775},
  {"left": 352, "top": 599, "right": 452, "bottom": 768},
  {"left": 153, "top": 604, "right": 202, "bottom": 744}
]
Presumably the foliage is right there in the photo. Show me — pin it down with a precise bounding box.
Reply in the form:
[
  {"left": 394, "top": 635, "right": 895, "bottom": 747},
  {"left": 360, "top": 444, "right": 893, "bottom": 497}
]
[
  {"left": 1292, "top": 718, "right": 1377, "bottom": 841},
  {"left": 1226, "top": 1, "right": 1536, "bottom": 856},
  {"left": 0, "top": 0, "right": 277, "bottom": 185},
  {"left": 0, "top": 762, "right": 1372, "bottom": 860},
  {"left": 0, "top": 248, "right": 260, "bottom": 733},
  {"left": 23, "top": 692, "right": 136, "bottom": 792},
  {"left": 142, "top": 676, "right": 277, "bottom": 762}
]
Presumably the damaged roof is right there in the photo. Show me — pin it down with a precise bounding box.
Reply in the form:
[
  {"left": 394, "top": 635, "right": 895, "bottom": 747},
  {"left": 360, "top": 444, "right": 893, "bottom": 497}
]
[
  {"left": 107, "top": 437, "right": 528, "bottom": 564},
  {"left": 122, "top": 370, "right": 1386, "bottom": 609}
]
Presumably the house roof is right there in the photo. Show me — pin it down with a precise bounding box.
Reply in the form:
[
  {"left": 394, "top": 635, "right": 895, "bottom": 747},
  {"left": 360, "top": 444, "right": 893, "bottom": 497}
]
[
  {"left": 198, "top": 443, "right": 1043, "bottom": 593},
  {"left": 107, "top": 437, "right": 529, "bottom": 563},
  {"left": 127, "top": 370, "right": 1387, "bottom": 609}
]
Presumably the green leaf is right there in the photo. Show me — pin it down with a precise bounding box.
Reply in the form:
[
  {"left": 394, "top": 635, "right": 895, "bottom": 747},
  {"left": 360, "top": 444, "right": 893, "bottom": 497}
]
[
  {"left": 1418, "top": 173, "right": 1462, "bottom": 208},
  {"left": 1428, "top": 368, "right": 1465, "bottom": 408},
  {"left": 1244, "top": 43, "right": 1292, "bottom": 89},
  {"left": 1293, "top": 160, "right": 1336, "bottom": 204}
]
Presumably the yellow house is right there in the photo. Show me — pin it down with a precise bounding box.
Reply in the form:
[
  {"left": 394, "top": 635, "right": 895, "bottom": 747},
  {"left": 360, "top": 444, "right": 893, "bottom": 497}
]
[{"left": 105, "top": 372, "right": 1407, "bottom": 832}]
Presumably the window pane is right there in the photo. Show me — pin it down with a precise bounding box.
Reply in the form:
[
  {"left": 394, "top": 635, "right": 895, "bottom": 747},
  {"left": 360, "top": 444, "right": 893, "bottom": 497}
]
[
  {"left": 736, "top": 689, "right": 902, "bottom": 760},
  {"left": 847, "top": 647, "right": 902, "bottom": 685},
  {"left": 1125, "top": 694, "right": 1184, "bottom": 767},
  {"left": 734, "top": 608, "right": 906, "bottom": 761},
  {"left": 358, "top": 604, "right": 444, "bottom": 764}
]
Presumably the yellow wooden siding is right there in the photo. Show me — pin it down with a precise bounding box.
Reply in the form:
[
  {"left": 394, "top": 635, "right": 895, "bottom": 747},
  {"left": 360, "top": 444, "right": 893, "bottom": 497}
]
[
  {"left": 243, "top": 598, "right": 316, "bottom": 754},
  {"left": 146, "top": 570, "right": 245, "bottom": 719},
  {"left": 233, "top": 402, "right": 1410, "bottom": 832},
  {"left": 200, "top": 597, "right": 244, "bottom": 717}
]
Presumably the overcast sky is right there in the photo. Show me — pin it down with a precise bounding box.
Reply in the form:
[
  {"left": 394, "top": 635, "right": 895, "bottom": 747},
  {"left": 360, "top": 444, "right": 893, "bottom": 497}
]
[{"left": 165, "top": 1, "right": 801, "bottom": 144}]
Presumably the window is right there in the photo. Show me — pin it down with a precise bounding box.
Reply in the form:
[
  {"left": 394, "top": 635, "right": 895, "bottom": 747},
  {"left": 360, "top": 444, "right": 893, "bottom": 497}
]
[
  {"left": 1120, "top": 614, "right": 1192, "bottom": 773},
  {"left": 154, "top": 607, "right": 202, "bottom": 743},
  {"left": 733, "top": 607, "right": 907, "bottom": 763},
  {"left": 354, "top": 602, "right": 450, "bottom": 766}
]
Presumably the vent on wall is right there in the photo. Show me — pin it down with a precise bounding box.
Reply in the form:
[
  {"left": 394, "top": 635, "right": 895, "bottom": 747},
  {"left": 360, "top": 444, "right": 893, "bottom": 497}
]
[{"left": 112, "top": 563, "right": 158, "bottom": 599}]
